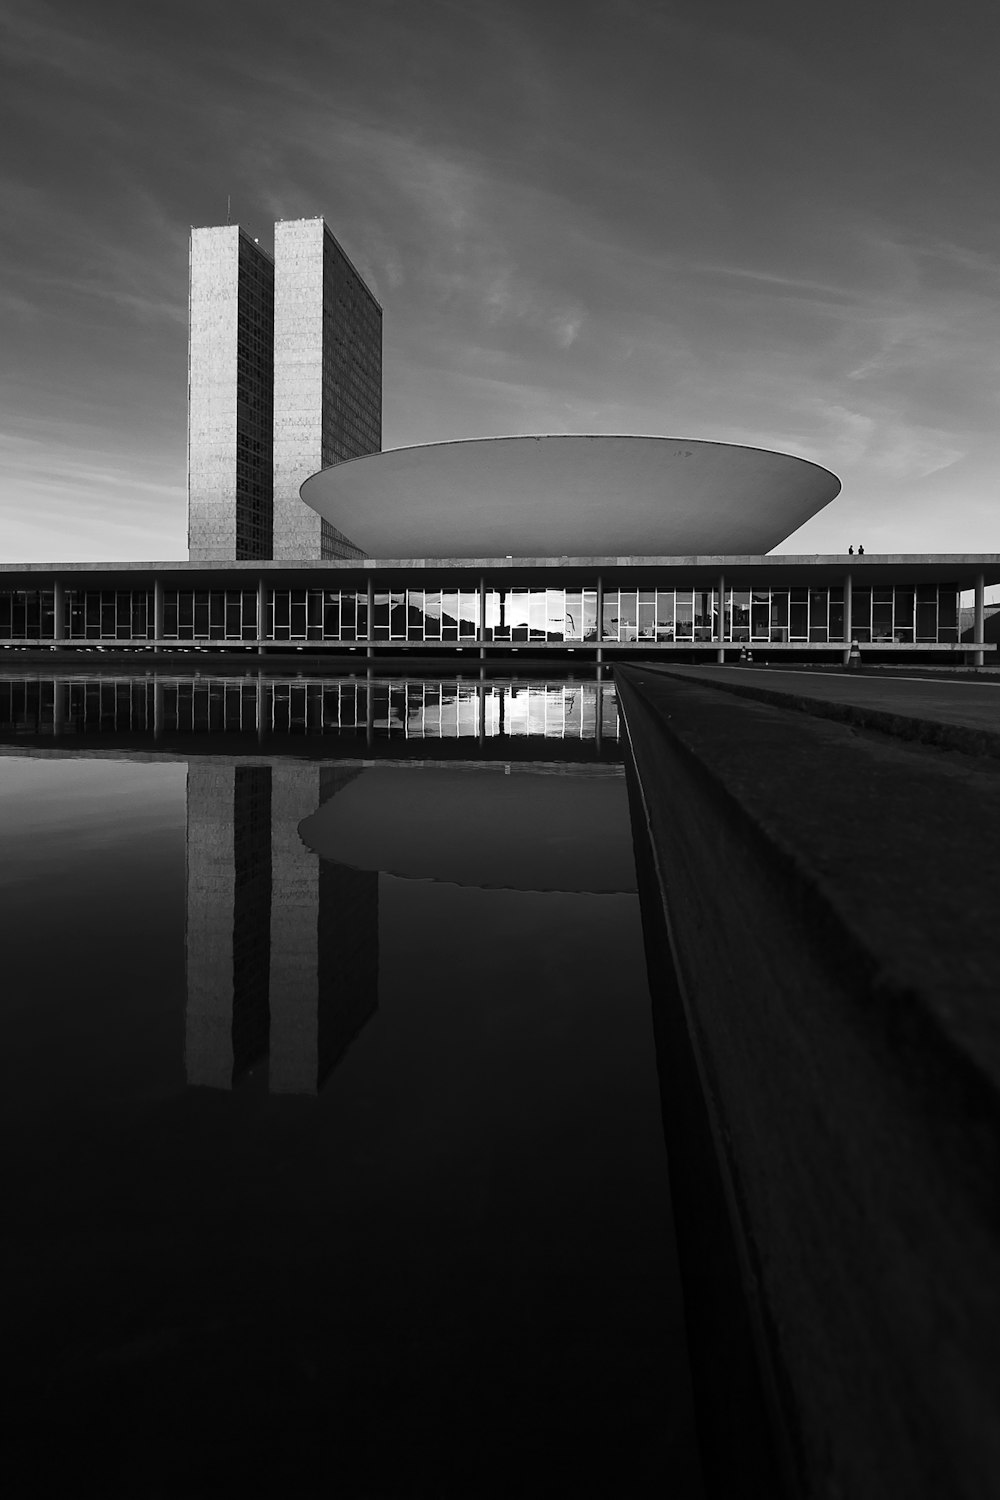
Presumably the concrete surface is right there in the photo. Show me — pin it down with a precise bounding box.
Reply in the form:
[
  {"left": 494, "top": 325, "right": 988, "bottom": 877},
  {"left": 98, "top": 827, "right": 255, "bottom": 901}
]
[
  {"left": 4, "top": 553, "right": 1000, "bottom": 586},
  {"left": 616, "top": 663, "right": 1000, "bottom": 1500},
  {"left": 650, "top": 662, "right": 1000, "bottom": 755}
]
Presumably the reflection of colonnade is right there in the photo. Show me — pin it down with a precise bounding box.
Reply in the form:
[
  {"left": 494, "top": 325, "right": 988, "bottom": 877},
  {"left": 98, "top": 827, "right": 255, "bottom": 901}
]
[
  {"left": 0, "top": 676, "right": 620, "bottom": 749},
  {"left": 185, "top": 762, "right": 378, "bottom": 1094}
]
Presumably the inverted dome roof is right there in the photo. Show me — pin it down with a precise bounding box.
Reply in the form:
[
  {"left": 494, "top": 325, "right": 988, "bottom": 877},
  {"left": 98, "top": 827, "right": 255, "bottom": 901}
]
[{"left": 300, "top": 435, "right": 840, "bottom": 557}]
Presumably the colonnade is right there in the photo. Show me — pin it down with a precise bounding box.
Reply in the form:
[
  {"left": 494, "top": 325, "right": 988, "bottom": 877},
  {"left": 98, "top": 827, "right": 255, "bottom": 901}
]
[{"left": 35, "top": 571, "right": 993, "bottom": 663}]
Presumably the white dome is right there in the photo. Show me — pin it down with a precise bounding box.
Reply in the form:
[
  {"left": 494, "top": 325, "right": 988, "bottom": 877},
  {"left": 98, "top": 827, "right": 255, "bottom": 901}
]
[{"left": 299, "top": 435, "right": 840, "bottom": 557}]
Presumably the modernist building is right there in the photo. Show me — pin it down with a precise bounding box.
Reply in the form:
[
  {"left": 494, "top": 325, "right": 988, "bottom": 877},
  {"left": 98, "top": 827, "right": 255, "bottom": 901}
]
[
  {"left": 2, "top": 433, "right": 996, "bottom": 663},
  {"left": 2, "top": 213, "right": 997, "bottom": 662},
  {"left": 188, "top": 216, "right": 382, "bottom": 563}
]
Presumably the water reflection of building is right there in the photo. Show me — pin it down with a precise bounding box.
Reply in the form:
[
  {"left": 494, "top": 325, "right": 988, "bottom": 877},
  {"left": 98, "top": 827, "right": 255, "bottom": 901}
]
[
  {"left": 185, "top": 762, "right": 378, "bottom": 1094},
  {"left": 0, "top": 676, "right": 621, "bottom": 752}
]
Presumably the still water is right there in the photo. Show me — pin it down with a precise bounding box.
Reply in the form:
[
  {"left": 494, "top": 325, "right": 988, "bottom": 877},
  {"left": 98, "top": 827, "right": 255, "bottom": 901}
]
[{"left": 1, "top": 673, "right": 701, "bottom": 1497}]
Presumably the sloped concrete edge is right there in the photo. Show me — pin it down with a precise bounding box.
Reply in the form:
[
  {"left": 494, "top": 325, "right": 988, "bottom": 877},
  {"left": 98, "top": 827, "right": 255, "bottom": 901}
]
[{"left": 616, "top": 663, "right": 1000, "bottom": 1500}]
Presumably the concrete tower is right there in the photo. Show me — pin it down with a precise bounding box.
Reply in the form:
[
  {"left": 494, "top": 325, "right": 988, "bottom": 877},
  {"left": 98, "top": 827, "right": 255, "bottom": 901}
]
[
  {"left": 187, "top": 226, "right": 274, "bottom": 561},
  {"left": 272, "top": 217, "right": 382, "bottom": 560}
]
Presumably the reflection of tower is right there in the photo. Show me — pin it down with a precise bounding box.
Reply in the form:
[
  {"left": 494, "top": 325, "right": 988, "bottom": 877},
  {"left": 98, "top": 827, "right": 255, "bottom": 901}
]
[
  {"left": 185, "top": 761, "right": 378, "bottom": 1094},
  {"left": 270, "top": 764, "right": 378, "bottom": 1091},
  {"left": 185, "top": 765, "right": 272, "bottom": 1087},
  {"left": 232, "top": 768, "right": 272, "bottom": 1074},
  {"left": 268, "top": 763, "right": 322, "bottom": 1093}
]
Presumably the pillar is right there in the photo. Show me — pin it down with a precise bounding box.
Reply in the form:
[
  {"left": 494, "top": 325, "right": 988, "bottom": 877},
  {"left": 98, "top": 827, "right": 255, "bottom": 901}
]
[
  {"left": 366, "top": 573, "right": 374, "bottom": 660},
  {"left": 479, "top": 574, "right": 486, "bottom": 660},
  {"left": 257, "top": 576, "right": 267, "bottom": 655},
  {"left": 153, "top": 578, "right": 164, "bottom": 645},
  {"left": 716, "top": 572, "right": 726, "bottom": 664},
  {"left": 843, "top": 573, "right": 853, "bottom": 667},
  {"left": 52, "top": 578, "right": 65, "bottom": 644},
  {"left": 596, "top": 574, "right": 604, "bottom": 664},
  {"left": 974, "top": 572, "right": 986, "bottom": 668}
]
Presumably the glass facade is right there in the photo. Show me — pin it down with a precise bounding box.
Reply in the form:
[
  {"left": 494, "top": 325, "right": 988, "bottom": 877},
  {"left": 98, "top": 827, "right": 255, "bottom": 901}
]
[
  {"left": 597, "top": 584, "right": 959, "bottom": 643},
  {"left": 0, "top": 581, "right": 965, "bottom": 646},
  {"left": 66, "top": 590, "right": 154, "bottom": 641},
  {"left": 163, "top": 590, "right": 258, "bottom": 642},
  {"left": 0, "top": 590, "right": 54, "bottom": 640},
  {"left": 234, "top": 233, "right": 274, "bottom": 561}
]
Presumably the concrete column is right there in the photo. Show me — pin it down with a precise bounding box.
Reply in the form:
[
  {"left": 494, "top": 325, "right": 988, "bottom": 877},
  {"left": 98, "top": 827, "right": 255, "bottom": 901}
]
[
  {"left": 843, "top": 573, "right": 853, "bottom": 666},
  {"left": 595, "top": 672, "right": 603, "bottom": 755},
  {"left": 716, "top": 572, "right": 726, "bottom": 663},
  {"left": 479, "top": 574, "right": 486, "bottom": 659},
  {"left": 596, "top": 574, "right": 604, "bottom": 664},
  {"left": 52, "top": 579, "right": 65, "bottom": 643},
  {"left": 257, "top": 577, "right": 267, "bottom": 655},
  {"left": 153, "top": 578, "right": 164, "bottom": 644},
  {"left": 974, "top": 572, "right": 986, "bottom": 668},
  {"left": 366, "top": 573, "right": 374, "bottom": 660}
]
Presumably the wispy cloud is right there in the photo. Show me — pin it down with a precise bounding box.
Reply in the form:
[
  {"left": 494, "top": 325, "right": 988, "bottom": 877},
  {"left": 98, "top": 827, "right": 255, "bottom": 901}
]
[
  {"left": 3, "top": 0, "right": 1000, "bottom": 561},
  {"left": 0, "top": 430, "right": 186, "bottom": 559}
]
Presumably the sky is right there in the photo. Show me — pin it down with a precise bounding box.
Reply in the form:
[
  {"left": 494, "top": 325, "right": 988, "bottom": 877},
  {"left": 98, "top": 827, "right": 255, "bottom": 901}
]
[{"left": 2, "top": 0, "right": 1000, "bottom": 573}]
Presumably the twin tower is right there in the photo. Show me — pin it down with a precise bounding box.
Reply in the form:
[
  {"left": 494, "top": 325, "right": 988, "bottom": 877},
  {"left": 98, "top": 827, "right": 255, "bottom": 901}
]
[{"left": 187, "top": 216, "right": 382, "bottom": 563}]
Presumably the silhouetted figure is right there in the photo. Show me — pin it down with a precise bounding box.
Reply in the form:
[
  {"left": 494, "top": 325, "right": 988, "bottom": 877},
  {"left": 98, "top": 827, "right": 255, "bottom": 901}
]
[
  {"left": 848, "top": 545, "right": 854, "bottom": 555},
  {"left": 858, "top": 544, "right": 865, "bottom": 555}
]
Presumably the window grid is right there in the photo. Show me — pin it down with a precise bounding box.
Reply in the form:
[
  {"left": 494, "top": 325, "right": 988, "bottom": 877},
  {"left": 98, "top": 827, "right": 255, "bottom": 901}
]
[
  {"left": 596, "top": 585, "right": 959, "bottom": 645},
  {"left": 0, "top": 590, "right": 55, "bottom": 640},
  {"left": 63, "top": 590, "right": 154, "bottom": 641},
  {"left": 0, "top": 584, "right": 963, "bottom": 646}
]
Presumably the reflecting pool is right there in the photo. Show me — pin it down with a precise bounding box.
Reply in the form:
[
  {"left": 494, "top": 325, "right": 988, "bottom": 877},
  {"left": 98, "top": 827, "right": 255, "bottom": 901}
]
[{"left": 0, "top": 673, "right": 702, "bottom": 1496}]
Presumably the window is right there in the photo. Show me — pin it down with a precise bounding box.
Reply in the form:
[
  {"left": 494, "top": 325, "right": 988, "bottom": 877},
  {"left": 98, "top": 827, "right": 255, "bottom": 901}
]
[
  {"left": 731, "top": 589, "right": 750, "bottom": 642},
  {"left": 916, "top": 585, "right": 937, "bottom": 642},
  {"left": 809, "top": 589, "right": 828, "bottom": 642}
]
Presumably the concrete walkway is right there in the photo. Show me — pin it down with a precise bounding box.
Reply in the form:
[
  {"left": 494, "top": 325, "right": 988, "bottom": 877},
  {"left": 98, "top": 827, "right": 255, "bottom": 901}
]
[{"left": 641, "top": 661, "right": 1000, "bottom": 754}]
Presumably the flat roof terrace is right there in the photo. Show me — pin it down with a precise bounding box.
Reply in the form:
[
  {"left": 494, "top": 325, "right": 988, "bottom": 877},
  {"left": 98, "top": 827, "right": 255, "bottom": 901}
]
[{"left": 2, "top": 555, "right": 999, "bottom": 588}]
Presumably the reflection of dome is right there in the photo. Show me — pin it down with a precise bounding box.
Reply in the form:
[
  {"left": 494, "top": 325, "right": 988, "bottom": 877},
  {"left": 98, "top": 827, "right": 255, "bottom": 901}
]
[
  {"left": 298, "top": 767, "right": 637, "bottom": 894},
  {"left": 300, "top": 435, "right": 840, "bottom": 558}
]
